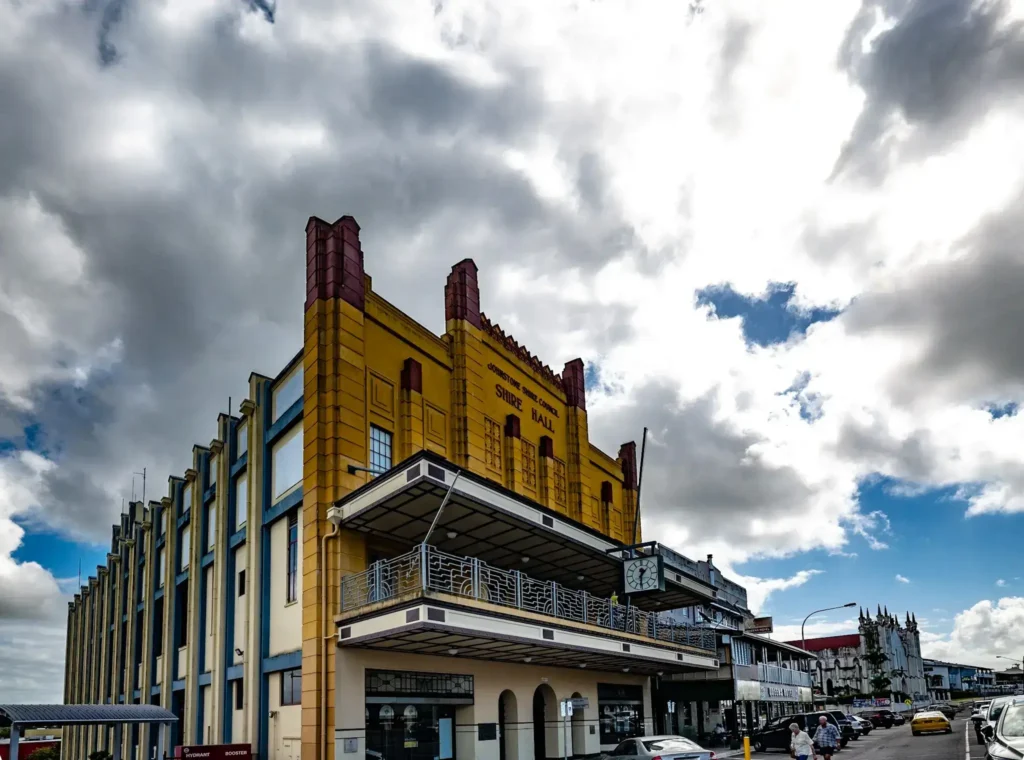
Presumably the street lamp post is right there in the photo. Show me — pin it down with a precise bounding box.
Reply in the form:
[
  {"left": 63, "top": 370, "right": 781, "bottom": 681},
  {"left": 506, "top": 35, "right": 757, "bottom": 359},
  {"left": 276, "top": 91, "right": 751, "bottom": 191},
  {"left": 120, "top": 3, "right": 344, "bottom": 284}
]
[{"left": 801, "top": 602, "right": 858, "bottom": 650}]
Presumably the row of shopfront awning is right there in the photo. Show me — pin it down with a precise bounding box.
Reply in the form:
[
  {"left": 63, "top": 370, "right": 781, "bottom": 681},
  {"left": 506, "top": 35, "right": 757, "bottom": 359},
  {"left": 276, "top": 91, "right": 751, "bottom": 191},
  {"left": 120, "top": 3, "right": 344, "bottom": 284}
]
[{"left": 326, "top": 452, "right": 732, "bottom": 676}]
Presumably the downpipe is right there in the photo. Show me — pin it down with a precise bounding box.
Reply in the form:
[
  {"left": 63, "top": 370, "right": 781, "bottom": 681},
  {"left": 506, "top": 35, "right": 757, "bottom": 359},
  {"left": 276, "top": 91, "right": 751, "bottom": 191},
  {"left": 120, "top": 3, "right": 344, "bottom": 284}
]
[{"left": 321, "top": 522, "right": 340, "bottom": 760}]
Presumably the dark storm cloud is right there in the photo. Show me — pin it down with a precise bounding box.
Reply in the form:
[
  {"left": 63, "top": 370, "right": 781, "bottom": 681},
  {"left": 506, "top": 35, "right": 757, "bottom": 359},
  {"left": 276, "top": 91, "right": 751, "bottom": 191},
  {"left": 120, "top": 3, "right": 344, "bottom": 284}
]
[
  {"left": 834, "top": 0, "right": 1024, "bottom": 182},
  {"left": 0, "top": 2, "right": 645, "bottom": 539},
  {"left": 842, "top": 189, "right": 1024, "bottom": 405},
  {"left": 588, "top": 383, "right": 821, "bottom": 556},
  {"left": 84, "top": 0, "right": 127, "bottom": 65}
]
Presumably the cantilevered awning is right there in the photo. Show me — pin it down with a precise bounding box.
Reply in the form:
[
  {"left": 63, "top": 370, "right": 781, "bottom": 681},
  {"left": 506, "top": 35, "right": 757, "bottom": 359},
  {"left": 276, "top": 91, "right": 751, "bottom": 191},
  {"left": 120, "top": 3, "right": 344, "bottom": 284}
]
[
  {"left": 327, "top": 451, "right": 717, "bottom": 610},
  {"left": 0, "top": 704, "right": 177, "bottom": 727}
]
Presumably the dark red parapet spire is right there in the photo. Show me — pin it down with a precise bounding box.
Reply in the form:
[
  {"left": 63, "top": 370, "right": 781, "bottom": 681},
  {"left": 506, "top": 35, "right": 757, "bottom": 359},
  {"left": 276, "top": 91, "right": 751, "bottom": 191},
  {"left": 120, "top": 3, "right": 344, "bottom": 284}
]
[
  {"left": 401, "top": 358, "right": 423, "bottom": 393},
  {"left": 444, "top": 259, "right": 482, "bottom": 328},
  {"left": 562, "top": 358, "right": 586, "bottom": 411},
  {"left": 618, "top": 441, "right": 637, "bottom": 490},
  {"left": 305, "top": 215, "right": 365, "bottom": 311}
]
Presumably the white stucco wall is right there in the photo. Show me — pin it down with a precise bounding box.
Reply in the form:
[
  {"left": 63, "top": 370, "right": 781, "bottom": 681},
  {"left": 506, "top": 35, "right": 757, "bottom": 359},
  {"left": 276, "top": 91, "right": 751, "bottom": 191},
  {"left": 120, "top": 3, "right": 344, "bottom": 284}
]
[
  {"left": 267, "top": 671, "right": 302, "bottom": 760},
  {"left": 233, "top": 546, "right": 247, "bottom": 665},
  {"left": 204, "top": 564, "right": 215, "bottom": 670}
]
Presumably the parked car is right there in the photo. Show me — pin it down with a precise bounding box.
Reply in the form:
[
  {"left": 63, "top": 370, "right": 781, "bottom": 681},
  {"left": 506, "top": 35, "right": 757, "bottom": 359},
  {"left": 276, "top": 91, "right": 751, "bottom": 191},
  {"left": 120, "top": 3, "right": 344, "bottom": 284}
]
[
  {"left": 878, "top": 708, "right": 906, "bottom": 726},
  {"left": 974, "top": 702, "right": 994, "bottom": 736},
  {"left": 850, "top": 715, "right": 873, "bottom": 734},
  {"left": 858, "top": 710, "right": 894, "bottom": 729},
  {"left": 980, "top": 697, "right": 1017, "bottom": 746},
  {"left": 911, "top": 710, "right": 953, "bottom": 736},
  {"left": 603, "top": 735, "right": 717, "bottom": 760},
  {"left": 981, "top": 696, "right": 1024, "bottom": 760},
  {"left": 749, "top": 712, "right": 847, "bottom": 753},
  {"left": 827, "top": 711, "right": 861, "bottom": 741}
]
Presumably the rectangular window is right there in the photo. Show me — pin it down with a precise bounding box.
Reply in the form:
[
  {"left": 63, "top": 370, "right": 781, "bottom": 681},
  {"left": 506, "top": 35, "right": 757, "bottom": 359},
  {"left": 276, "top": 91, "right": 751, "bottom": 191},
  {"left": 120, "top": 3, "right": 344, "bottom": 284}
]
[
  {"left": 206, "top": 504, "right": 216, "bottom": 551},
  {"left": 234, "top": 679, "right": 244, "bottom": 710},
  {"left": 280, "top": 668, "right": 302, "bottom": 706},
  {"left": 180, "top": 529, "right": 191, "bottom": 571},
  {"left": 484, "top": 418, "right": 502, "bottom": 471},
  {"left": 286, "top": 511, "right": 299, "bottom": 604},
  {"left": 522, "top": 440, "right": 538, "bottom": 489},
  {"left": 208, "top": 454, "right": 217, "bottom": 489},
  {"left": 236, "top": 421, "right": 248, "bottom": 458},
  {"left": 160, "top": 509, "right": 167, "bottom": 536},
  {"left": 272, "top": 364, "right": 303, "bottom": 422},
  {"left": 369, "top": 426, "right": 392, "bottom": 476},
  {"left": 238, "top": 569, "right": 246, "bottom": 597},
  {"left": 271, "top": 426, "right": 303, "bottom": 502},
  {"left": 182, "top": 483, "right": 192, "bottom": 515},
  {"left": 235, "top": 474, "right": 248, "bottom": 530},
  {"left": 158, "top": 548, "right": 166, "bottom": 588}
]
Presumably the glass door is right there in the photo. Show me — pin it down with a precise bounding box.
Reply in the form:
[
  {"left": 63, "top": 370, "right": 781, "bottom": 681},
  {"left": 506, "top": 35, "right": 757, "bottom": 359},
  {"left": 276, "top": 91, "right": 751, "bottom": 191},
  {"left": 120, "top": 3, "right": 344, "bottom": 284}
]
[{"left": 367, "top": 704, "right": 457, "bottom": 760}]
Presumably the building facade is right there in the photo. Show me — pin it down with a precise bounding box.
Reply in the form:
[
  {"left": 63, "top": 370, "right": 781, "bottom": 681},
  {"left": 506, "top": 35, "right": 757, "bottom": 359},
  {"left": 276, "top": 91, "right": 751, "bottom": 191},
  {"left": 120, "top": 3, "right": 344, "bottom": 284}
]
[
  {"left": 788, "top": 607, "right": 927, "bottom": 704},
  {"left": 64, "top": 214, "right": 752, "bottom": 760}
]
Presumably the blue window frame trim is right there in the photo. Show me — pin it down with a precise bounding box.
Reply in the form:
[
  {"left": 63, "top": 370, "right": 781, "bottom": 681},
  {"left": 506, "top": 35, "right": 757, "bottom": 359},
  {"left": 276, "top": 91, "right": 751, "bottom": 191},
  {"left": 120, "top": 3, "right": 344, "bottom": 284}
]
[
  {"left": 172, "top": 679, "right": 186, "bottom": 691},
  {"left": 177, "top": 512, "right": 190, "bottom": 530},
  {"left": 175, "top": 570, "right": 189, "bottom": 586},
  {"left": 201, "top": 552, "right": 215, "bottom": 568},
  {"left": 229, "top": 528, "right": 247, "bottom": 549},
  {"left": 156, "top": 534, "right": 165, "bottom": 549},
  {"left": 230, "top": 452, "right": 248, "bottom": 477},
  {"left": 264, "top": 488, "right": 302, "bottom": 526},
  {"left": 204, "top": 484, "right": 216, "bottom": 504},
  {"left": 226, "top": 664, "right": 244, "bottom": 681},
  {"left": 133, "top": 689, "right": 141, "bottom": 699},
  {"left": 136, "top": 602, "right": 145, "bottom": 612},
  {"left": 150, "top": 686, "right": 161, "bottom": 697},
  {"left": 264, "top": 396, "right": 303, "bottom": 447},
  {"left": 154, "top": 588, "right": 164, "bottom": 601},
  {"left": 263, "top": 649, "right": 301, "bottom": 674},
  {"left": 198, "top": 672, "right": 213, "bottom": 687},
  {"left": 123, "top": 613, "right": 129, "bottom": 622}
]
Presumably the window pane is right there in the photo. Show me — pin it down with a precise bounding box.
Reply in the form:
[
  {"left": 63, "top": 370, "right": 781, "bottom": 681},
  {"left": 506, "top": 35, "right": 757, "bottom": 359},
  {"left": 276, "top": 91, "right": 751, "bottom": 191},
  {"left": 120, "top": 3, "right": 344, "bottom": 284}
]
[
  {"left": 272, "top": 426, "right": 303, "bottom": 501},
  {"left": 236, "top": 421, "right": 248, "bottom": 458},
  {"left": 235, "top": 475, "right": 248, "bottom": 530},
  {"left": 281, "top": 669, "right": 302, "bottom": 706},
  {"left": 180, "top": 529, "right": 190, "bottom": 570},
  {"left": 207, "top": 505, "right": 217, "bottom": 550},
  {"left": 369, "top": 426, "right": 392, "bottom": 476},
  {"left": 160, "top": 510, "right": 167, "bottom": 536},
  {"left": 272, "top": 365, "right": 303, "bottom": 421},
  {"left": 208, "top": 454, "right": 217, "bottom": 488},
  {"left": 287, "top": 511, "right": 298, "bottom": 604},
  {"left": 182, "top": 484, "right": 192, "bottom": 514},
  {"left": 158, "top": 548, "right": 166, "bottom": 587}
]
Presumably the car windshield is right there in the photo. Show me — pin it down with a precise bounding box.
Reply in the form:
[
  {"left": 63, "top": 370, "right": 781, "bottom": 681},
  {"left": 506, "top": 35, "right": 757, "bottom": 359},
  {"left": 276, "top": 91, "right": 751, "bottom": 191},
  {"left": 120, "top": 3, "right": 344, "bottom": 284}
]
[
  {"left": 1002, "top": 705, "right": 1024, "bottom": 738},
  {"left": 991, "top": 702, "right": 1009, "bottom": 720},
  {"left": 642, "top": 739, "right": 700, "bottom": 752}
]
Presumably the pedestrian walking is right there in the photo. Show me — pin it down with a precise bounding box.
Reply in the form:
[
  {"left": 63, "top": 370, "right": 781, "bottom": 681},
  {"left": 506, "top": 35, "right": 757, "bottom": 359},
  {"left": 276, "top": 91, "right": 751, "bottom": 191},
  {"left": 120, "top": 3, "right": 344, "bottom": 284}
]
[
  {"left": 814, "top": 715, "right": 841, "bottom": 760},
  {"left": 788, "top": 723, "right": 816, "bottom": 760}
]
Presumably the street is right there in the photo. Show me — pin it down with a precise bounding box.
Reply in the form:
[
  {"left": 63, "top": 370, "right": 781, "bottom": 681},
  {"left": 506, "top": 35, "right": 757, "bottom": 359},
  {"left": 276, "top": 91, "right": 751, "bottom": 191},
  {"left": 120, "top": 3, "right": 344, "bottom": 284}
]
[{"left": 747, "top": 717, "right": 983, "bottom": 760}]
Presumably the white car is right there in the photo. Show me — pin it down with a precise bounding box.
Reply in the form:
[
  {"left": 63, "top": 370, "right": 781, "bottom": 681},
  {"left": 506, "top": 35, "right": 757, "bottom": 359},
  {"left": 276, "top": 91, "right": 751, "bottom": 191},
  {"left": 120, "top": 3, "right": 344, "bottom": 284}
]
[{"left": 604, "top": 735, "right": 717, "bottom": 760}]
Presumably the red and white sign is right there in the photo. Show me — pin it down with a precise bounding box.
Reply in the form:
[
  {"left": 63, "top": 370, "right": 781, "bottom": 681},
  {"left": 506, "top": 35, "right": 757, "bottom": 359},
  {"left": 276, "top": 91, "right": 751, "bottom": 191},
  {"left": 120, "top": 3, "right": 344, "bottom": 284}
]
[{"left": 176, "top": 744, "right": 251, "bottom": 760}]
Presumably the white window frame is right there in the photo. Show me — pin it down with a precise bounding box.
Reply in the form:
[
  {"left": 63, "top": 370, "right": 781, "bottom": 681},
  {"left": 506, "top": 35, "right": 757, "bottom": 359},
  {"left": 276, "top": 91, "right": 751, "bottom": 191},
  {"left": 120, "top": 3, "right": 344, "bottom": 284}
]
[
  {"left": 235, "top": 474, "right": 248, "bottom": 531},
  {"left": 180, "top": 529, "right": 191, "bottom": 571},
  {"left": 182, "top": 483, "right": 192, "bottom": 514},
  {"left": 236, "top": 421, "right": 248, "bottom": 458},
  {"left": 207, "top": 504, "right": 217, "bottom": 551},
  {"left": 208, "top": 454, "right": 218, "bottom": 488}
]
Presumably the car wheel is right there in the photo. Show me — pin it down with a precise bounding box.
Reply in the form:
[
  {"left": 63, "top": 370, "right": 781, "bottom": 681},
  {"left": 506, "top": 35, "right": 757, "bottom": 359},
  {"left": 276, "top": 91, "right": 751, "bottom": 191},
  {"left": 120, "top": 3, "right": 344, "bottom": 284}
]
[
  {"left": 912, "top": 731, "right": 920, "bottom": 737},
  {"left": 978, "top": 732, "right": 987, "bottom": 745},
  {"left": 753, "top": 741, "right": 764, "bottom": 752}
]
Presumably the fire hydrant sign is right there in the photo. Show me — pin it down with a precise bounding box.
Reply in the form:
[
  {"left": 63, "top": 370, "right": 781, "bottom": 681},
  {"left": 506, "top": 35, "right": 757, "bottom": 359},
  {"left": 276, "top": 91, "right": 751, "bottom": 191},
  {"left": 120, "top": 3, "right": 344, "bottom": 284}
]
[{"left": 178, "top": 744, "right": 252, "bottom": 760}]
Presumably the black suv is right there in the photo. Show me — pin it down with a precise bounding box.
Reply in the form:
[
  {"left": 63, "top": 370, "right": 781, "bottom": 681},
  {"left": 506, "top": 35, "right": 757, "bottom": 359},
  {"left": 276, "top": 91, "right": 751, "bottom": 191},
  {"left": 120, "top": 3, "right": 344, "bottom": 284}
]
[
  {"left": 750, "top": 712, "right": 848, "bottom": 753},
  {"left": 828, "top": 711, "right": 861, "bottom": 741},
  {"left": 858, "top": 710, "right": 894, "bottom": 728}
]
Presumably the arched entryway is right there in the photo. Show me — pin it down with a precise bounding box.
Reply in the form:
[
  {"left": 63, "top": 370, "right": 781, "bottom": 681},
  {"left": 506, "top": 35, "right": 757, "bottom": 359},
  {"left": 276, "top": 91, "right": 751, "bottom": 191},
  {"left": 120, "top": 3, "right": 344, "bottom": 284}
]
[
  {"left": 570, "top": 692, "right": 586, "bottom": 758},
  {"left": 499, "top": 690, "right": 519, "bottom": 760},
  {"left": 533, "top": 684, "right": 558, "bottom": 760}
]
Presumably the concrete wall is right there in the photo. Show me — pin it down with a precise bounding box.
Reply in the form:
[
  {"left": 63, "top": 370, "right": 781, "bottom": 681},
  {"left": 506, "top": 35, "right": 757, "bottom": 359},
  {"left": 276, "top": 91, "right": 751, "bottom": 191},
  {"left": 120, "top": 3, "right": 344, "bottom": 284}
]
[
  {"left": 233, "top": 545, "right": 247, "bottom": 665},
  {"left": 334, "top": 648, "right": 652, "bottom": 760},
  {"left": 268, "top": 670, "right": 303, "bottom": 760}
]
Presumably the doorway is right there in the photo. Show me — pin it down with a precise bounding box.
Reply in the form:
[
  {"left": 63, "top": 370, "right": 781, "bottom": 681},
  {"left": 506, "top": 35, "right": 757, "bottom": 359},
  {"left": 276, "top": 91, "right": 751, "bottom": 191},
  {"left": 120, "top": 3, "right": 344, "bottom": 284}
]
[
  {"left": 570, "top": 692, "right": 586, "bottom": 758},
  {"left": 533, "top": 684, "right": 557, "bottom": 760},
  {"left": 499, "top": 690, "right": 518, "bottom": 760}
]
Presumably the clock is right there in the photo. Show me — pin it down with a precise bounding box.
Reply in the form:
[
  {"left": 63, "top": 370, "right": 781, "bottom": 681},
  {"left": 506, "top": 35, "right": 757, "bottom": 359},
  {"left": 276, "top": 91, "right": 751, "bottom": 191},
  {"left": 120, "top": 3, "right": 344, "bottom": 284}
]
[{"left": 623, "top": 555, "right": 664, "bottom": 593}]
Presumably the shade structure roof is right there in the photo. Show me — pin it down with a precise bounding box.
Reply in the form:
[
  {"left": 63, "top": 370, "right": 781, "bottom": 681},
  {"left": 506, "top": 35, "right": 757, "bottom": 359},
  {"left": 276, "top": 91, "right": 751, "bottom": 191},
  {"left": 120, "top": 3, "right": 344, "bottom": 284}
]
[
  {"left": 0, "top": 704, "right": 177, "bottom": 727},
  {"left": 328, "top": 450, "right": 718, "bottom": 610}
]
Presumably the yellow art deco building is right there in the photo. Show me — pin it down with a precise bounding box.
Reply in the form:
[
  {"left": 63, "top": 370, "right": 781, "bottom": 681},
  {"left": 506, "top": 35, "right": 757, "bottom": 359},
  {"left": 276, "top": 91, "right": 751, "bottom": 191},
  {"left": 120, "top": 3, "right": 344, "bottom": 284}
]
[{"left": 64, "top": 214, "right": 734, "bottom": 760}]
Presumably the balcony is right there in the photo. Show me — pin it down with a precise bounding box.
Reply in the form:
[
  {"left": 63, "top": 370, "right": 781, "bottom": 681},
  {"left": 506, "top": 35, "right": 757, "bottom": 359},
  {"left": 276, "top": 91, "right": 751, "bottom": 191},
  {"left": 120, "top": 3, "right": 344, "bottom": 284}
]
[
  {"left": 327, "top": 451, "right": 719, "bottom": 611},
  {"left": 759, "top": 663, "right": 813, "bottom": 688},
  {"left": 336, "top": 544, "right": 719, "bottom": 676}
]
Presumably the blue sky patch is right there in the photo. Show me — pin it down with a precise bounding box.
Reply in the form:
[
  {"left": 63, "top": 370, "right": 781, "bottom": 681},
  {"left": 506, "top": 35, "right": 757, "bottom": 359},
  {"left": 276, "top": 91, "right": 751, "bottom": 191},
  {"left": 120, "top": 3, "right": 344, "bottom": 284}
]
[{"left": 697, "top": 282, "right": 841, "bottom": 347}]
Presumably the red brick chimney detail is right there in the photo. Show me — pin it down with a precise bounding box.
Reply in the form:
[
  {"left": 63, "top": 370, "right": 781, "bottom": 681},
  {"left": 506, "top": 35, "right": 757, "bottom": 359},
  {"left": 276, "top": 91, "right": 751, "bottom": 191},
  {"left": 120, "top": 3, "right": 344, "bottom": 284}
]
[
  {"left": 562, "top": 359, "right": 586, "bottom": 411},
  {"left": 444, "top": 259, "right": 482, "bottom": 328},
  {"left": 305, "top": 215, "right": 365, "bottom": 311},
  {"left": 618, "top": 441, "right": 638, "bottom": 491}
]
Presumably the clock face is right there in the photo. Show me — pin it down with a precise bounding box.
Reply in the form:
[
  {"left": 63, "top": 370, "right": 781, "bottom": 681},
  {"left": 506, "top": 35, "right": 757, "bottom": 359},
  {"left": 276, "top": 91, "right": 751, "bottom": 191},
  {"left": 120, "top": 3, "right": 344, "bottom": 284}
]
[{"left": 624, "top": 557, "right": 661, "bottom": 592}]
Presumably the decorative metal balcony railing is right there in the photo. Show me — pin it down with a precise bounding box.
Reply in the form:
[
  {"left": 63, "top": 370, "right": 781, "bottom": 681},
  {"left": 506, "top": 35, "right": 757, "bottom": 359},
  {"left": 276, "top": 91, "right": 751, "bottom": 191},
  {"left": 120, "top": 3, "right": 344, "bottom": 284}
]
[
  {"left": 759, "top": 662, "right": 813, "bottom": 688},
  {"left": 340, "top": 544, "right": 717, "bottom": 652}
]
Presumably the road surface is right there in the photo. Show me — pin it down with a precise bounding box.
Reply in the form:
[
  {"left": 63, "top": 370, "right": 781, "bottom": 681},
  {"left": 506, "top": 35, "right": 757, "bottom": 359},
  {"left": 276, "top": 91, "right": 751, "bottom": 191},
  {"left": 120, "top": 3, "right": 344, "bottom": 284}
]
[{"left": 750, "top": 717, "right": 984, "bottom": 760}]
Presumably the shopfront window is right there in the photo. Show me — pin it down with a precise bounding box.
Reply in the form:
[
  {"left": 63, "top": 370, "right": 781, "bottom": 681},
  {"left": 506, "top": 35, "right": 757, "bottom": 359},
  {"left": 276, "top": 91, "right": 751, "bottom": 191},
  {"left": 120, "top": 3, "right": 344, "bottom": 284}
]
[
  {"left": 365, "top": 670, "right": 470, "bottom": 760},
  {"left": 598, "top": 683, "right": 645, "bottom": 746}
]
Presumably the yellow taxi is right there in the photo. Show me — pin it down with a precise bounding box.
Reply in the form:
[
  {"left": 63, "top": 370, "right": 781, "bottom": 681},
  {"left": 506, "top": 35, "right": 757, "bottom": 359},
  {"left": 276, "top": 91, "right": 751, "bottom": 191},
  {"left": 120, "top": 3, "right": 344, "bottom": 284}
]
[{"left": 911, "top": 710, "right": 953, "bottom": 736}]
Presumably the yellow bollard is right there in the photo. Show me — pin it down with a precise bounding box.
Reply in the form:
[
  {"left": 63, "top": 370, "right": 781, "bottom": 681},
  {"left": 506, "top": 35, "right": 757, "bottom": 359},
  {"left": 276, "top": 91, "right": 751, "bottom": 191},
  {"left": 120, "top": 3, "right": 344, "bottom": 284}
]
[{"left": 743, "top": 735, "right": 751, "bottom": 759}]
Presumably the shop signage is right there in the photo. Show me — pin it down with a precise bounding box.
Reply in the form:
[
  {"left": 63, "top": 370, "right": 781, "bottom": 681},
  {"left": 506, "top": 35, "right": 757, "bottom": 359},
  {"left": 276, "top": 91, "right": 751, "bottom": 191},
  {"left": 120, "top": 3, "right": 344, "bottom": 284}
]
[
  {"left": 760, "top": 684, "right": 801, "bottom": 702},
  {"left": 570, "top": 697, "right": 590, "bottom": 710},
  {"left": 488, "top": 362, "right": 560, "bottom": 432},
  {"left": 746, "top": 616, "right": 774, "bottom": 635},
  {"left": 180, "top": 745, "right": 251, "bottom": 760},
  {"left": 852, "top": 698, "right": 891, "bottom": 708}
]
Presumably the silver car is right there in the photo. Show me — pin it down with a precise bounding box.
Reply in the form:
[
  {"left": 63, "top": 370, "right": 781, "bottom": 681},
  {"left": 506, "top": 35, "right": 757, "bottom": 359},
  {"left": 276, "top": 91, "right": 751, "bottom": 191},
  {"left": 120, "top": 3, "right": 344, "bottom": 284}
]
[{"left": 604, "top": 735, "right": 716, "bottom": 760}]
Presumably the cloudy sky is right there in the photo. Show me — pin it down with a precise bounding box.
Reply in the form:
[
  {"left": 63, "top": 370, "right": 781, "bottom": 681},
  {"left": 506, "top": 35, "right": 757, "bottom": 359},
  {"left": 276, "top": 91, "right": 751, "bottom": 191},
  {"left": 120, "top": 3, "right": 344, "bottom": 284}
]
[{"left": 3, "top": 0, "right": 1024, "bottom": 701}]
